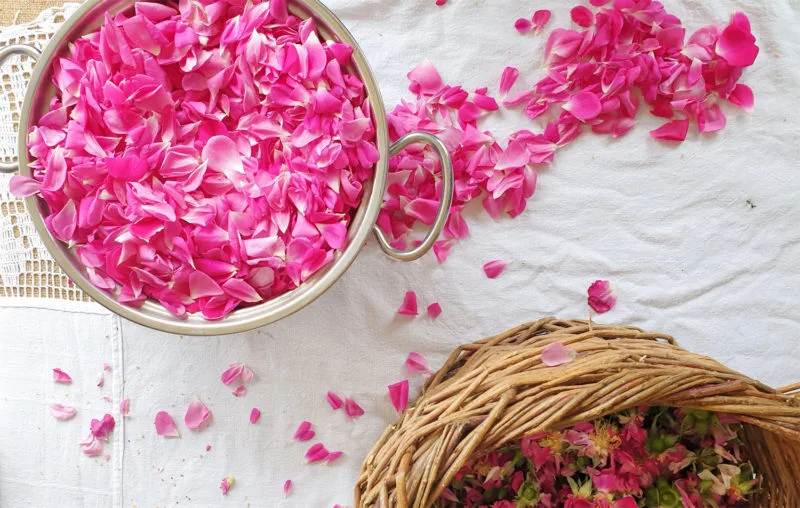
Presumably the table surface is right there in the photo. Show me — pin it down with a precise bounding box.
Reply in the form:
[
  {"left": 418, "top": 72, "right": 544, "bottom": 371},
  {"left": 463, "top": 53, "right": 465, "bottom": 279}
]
[
  {"left": 1, "top": 0, "right": 799, "bottom": 507},
  {"left": 0, "top": 0, "right": 64, "bottom": 26}
]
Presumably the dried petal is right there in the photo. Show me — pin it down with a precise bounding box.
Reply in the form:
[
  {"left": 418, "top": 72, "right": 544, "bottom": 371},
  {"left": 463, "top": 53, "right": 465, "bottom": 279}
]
[
  {"left": 541, "top": 341, "right": 577, "bottom": 366},
  {"left": 249, "top": 408, "right": 261, "bottom": 424},
  {"left": 405, "top": 352, "right": 430, "bottom": 374},
  {"left": 427, "top": 302, "right": 442, "bottom": 319},
  {"left": 305, "top": 443, "right": 330, "bottom": 463},
  {"left": 588, "top": 279, "right": 617, "bottom": 313},
  {"left": 53, "top": 368, "right": 72, "bottom": 383}
]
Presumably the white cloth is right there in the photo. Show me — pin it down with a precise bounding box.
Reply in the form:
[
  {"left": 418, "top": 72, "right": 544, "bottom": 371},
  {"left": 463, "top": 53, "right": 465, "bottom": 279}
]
[{"left": 2, "top": 0, "right": 800, "bottom": 507}]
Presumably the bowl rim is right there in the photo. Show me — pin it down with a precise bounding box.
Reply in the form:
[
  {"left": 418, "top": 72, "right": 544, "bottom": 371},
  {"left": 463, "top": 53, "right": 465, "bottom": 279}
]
[{"left": 19, "top": 0, "right": 390, "bottom": 336}]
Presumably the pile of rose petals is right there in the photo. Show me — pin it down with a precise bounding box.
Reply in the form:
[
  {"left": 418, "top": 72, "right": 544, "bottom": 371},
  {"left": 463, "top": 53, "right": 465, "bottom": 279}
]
[{"left": 11, "top": 0, "right": 378, "bottom": 320}]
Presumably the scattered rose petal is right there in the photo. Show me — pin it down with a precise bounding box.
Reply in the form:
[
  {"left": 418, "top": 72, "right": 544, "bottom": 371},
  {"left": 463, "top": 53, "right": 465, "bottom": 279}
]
[
  {"left": 206, "top": 444, "right": 212, "bottom": 451},
  {"left": 482, "top": 260, "right": 506, "bottom": 279},
  {"left": 90, "top": 413, "right": 116, "bottom": 438},
  {"left": 728, "top": 84, "right": 754, "bottom": 109},
  {"left": 397, "top": 291, "right": 418, "bottom": 316},
  {"left": 120, "top": 398, "right": 130, "bottom": 416},
  {"left": 53, "top": 368, "right": 72, "bottom": 383},
  {"left": 588, "top": 279, "right": 618, "bottom": 313},
  {"left": 499, "top": 67, "right": 519, "bottom": 96},
  {"left": 570, "top": 5, "right": 594, "bottom": 27},
  {"left": 405, "top": 352, "right": 430, "bottom": 374},
  {"left": 155, "top": 411, "right": 180, "bottom": 438},
  {"left": 514, "top": 18, "right": 533, "bottom": 33},
  {"left": 249, "top": 408, "right": 261, "bottom": 424},
  {"left": 96, "top": 371, "right": 104, "bottom": 387},
  {"left": 232, "top": 386, "right": 247, "bottom": 397},
  {"left": 103, "top": 363, "right": 110, "bottom": 371},
  {"left": 541, "top": 341, "right": 578, "bottom": 366},
  {"left": 220, "top": 476, "right": 235, "bottom": 495},
  {"left": 427, "top": 302, "right": 442, "bottom": 319},
  {"left": 532, "top": 10, "right": 552, "bottom": 33},
  {"left": 326, "top": 391, "right": 343, "bottom": 410},
  {"left": 185, "top": 399, "right": 211, "bottom": 430},
  {"left": 326, "top": 451, "right": 343, "bottom": 464},
  {"left": 305, "top": 443, "right": 330, "bottom": 463},
  {"left": 283, "top": 479, "right": 292, "bottom": 496},
  {"left": 80, "top": 433, "right": 103, "bottom": 456},
  {"left": 8, "top": 175, "right": 41, "bottom": 197},
  {"left": 650, "top": 119, "right": 690, "bottom": 141},
  {"left": 294, "top": 421, "right": 316, "bottom": 441},
  {"left": 49, "top": 403, "right": 77, "bottom": 420},
  {"left": 221, "top": 362, "right": 255, "bottom": 386},
  {"left": 388, "top": 380, "right": 410, "bottom": 413},
  {"left": 344, "top": 398, "right": 364, "bottom": 419}
]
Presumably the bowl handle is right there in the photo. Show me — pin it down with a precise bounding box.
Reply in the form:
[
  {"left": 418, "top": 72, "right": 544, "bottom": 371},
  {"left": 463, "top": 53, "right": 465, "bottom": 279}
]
[
  {"left": 0, "top": 44, "right": 41, "bottom": 174},
  {"left": 372, "top": 131, "right": 454, "bottom": 262}
]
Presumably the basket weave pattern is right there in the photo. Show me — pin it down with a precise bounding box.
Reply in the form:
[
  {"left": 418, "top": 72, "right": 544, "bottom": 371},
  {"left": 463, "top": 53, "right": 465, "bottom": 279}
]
[{"left": 356, "top": 318, "right": 800, "bottom": 507}]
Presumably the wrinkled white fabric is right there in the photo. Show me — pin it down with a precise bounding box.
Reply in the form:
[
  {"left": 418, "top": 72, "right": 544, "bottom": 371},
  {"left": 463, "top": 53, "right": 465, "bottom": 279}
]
[{"left": 1, "top": 0, "right": 799, "bottom": 507}]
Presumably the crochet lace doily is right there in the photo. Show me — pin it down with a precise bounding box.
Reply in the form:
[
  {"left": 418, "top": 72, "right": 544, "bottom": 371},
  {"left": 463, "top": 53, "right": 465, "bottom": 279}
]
[{"left": 0, "top": 3, "right": 88, "bottom": 302}]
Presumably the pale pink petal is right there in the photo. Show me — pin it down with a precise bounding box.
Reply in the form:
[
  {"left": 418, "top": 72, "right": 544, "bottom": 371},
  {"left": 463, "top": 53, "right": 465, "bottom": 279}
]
[
  {"left": 283, "top": 479, "right": 292, "bottom": 496},
  {"left": 294, "top": 421, "right": 316, "bottom": 441},
  {"left": 80, "top": 433, "right": 104, "bottom": 456},
  {"left": 305, "top": 443, "right": 330, "bottom": 463},
  {"left": 499, "top": 66, "right": 519, "bottom": 96},
  {"left": 541, "top": 341, "right": 577, "bottom": 367},
  {"left": 155, "top": 411, "right": 180, "bottom": 437},
  {"left": 427, "top": 302, "right": 442, "bottom": 319},
  {"left": 206, "top": 444, "right": 212, "bottom": 451},
  {"left": 185, "top": 399, "right": 211, "bottom": 430},
  {"left": 650, "top": 119, "right": 689, "bottom": 141},
  {"left": 189, "top": 271, "right": 224, "bottom": 299},
  {"left": 388, "top": 380, "right": 409, "bottom": 413},
  {"left": 326, "top": 451, "right": 343, "bottom": 463},
  {"left": 698, "top": 104, "right": 727, "bottom": 133},
  {"left": 716, "top": 21, "right": 759, "bottom": 67},
  {"left": 407, "top": 60, "right": 443, "bottom": 95},
  {"left": 220, "top": 476, "right": 235, "bottom": 495},
  {"left": 232, "top": 386, "right": 247, "bottom": 397},
  {"left": 397, "top": 290, "right": 418, "bottom": 316},
  {"left": 588, "top": 279, "right": 618, "bottom": 313},
  {"left": 53, "top": 368, "right": 72, "bottom": 383},
  {"left": 563, "top": 91, "right": 602, "bottom": 121},
  {"left": 8, "top": 175, "right": 41, "bottom": 197},
  {"left": 344, "top": 398, "right": 364, "bottom": 419},
  {"left": 96, "top": 371, "right": 104, "bottom": 387},
  {"left": 49, "top": 403, "right": 77, "bottom": 420},
  {"left": 482, "top": 260, "right": 506, "bottom": 279},
  {"left": 203, "top": 135, "right": 244, "bottom": 175},
  {"left": 570, "top": 5, "right": 594, "bottom": 27},
  {"left": 532, "top": 10, "right": 552, "bottom": 33},
  {"left": 728, "top": 84, "right": 754, "bottom": 109},
  {"left": 221, "top": 363, "right": 244, "bottom": 385},
  {"left": 326, "top": 391, "right": 343, "bottom": 410},
  {"left": 103, "top": 363, "right": 110, "bottom": 371},
  {"left": 249, "top": 408, "right": 261, "bottom": 424},
  {"left": 120, "top": 398, "right": 130, "bottom": 416},
  {"left": 405, "top": 352, "right": 430, "bottom": 375}
]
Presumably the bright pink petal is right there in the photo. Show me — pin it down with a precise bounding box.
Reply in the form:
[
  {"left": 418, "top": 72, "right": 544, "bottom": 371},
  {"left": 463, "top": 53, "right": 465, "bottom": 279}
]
[
  {"left": 305, "top": 443, "right": 330, "bottom": 463},
  {"left": 716, "top": 22, "right": 759, "bottom": 67},
  {"left": 615, "top": 497, "right": 638, "bottom": 508},
  {"left": 570, "top": 5, "right": 594, "bottom": 27},
  {"left": 90, "top": 413, "right": 116, "bottom": 439},
  {"left": 203, "top": 135, "right": 244, "bottom": 175},
  {"left": 405, "top": 352, "right": 430, "bottom": 374},
  {"left": 698, "top": 104, "right": 727, "bottom": 133},
  {"left": 220, "top": 363, "right": 244, "bottom": 385},
  {"left": 532, "top": 9, "right": 552, "bottom": 33},
  {"left": 80, "top": 433, "right": 104, "bottom": 456},
  {"left": 344, "top": 398, "right": 364, "bottom": 419},
  {"left": 728, "top": 84, "right": 754, "bottom": 109},
  {"left": 220, "top": 476, "right": 235, "bottom": 495},
  {"left": 326, "top": 391, "right": 343, "bottom": 410},
  {"left": 53, "top": 368, "right": 72, "bottom": 383},
  {"left": 283, "top": 479, "right": 292, "bottom": 496},
  {"left": 588, "top": 279, "right": 618, "bottom": 313},
  {"left": 541, "top": 341, "right": 577, "bottom": 367},
  {"left": 326, "top": 451, "right": 343, "bottom": 463},
  {"left": 514, "top": 18, "right": 532, "bottom": 33},
  {"left": 232, "top": 386, "right": 247, "bottom": 397},
  {"left": 650, "top": 119, "right": 689, "bottom": 141},
  {"left": 96, "top": 371, "right": 104, "bottom": 387},
  {"left": 499, "top": 66, "right": 519, "bottom": 96},
  {"left": 185, "top": 399, "right": 211, "bottom": 430},
  {"left": 49, "top": 403, "right": 77, "bottom": 420},
  {"left": 155, "top": 411, "right": 180, "bottom": 437},
  {"left": 9, "top": 175, "right": 41, "bottom": 197},
  {"left": 482, "top": 260, "right": 506, "bottom": 279},
  {"left": 388, "top": 380, "right": 409, "bottom": 413},
  {"left": 397, "top": 290, "right": 418, "bottom": 315},
  {"left": 427, "top": 302, "right": 442, "bottom": 319},
  {"left": 189, "top": 271, "right": 224, "bottom": 299},
  {"left": 249, "top": 408, "right": 261, "bottom": 424},
  {"left": 563, "top": 91, "right": 602, "bottom": 121},
  {"left": 294, "top": 421, "right": 316, "bottom": 441},
  {"left": 407, "top": 60, "right": 443, "bottom": 95},
  {"left": 120, "top": 398, "right": 130, "bottom": 416}
]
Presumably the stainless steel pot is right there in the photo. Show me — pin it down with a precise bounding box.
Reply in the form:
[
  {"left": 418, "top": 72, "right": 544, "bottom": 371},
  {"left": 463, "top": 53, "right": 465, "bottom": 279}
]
[{"left": 0, "top": 0, "right": 453, "bottom": 335}]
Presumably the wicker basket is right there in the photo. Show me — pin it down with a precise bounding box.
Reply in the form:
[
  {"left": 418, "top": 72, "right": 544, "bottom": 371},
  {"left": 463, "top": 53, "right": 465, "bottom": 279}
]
[{"left": 356, "top": 317, "right": 800, "bottom": 507}]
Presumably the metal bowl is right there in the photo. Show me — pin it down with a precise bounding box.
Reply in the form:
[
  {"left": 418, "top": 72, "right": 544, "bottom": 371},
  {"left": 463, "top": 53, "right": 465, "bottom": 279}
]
[{"left": 0, "top": 0, "right": 453, "bottom": 336}]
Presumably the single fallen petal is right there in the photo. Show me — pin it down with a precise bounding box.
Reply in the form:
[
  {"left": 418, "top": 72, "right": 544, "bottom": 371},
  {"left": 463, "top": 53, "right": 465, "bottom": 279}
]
[
  {"left": 220, "top": 363, "right": 244, "bottom": 385},
  {"left": 250, "top": 408, "right": 261, "bottom": 424},
  {"left": 90, "top": 413, "right": 116, "bottom": 438},
  {"left": 397, "top": 290, "right": 418, "bottom": 316},
  {"left": 405, "top": 352, "right": 430, "bottom": 374},
  {"left": 326, "top": 451, "right": 343, "bottom": 463},
  {"left": 388, "top": 380, "right": 410, "bottom": 413},
  {"left": 294, "top": 421, "right": 316, "bottom": 441},
  {"left": 326, "top": 391, "right": 343, "bottom": 410},
  {"left": 482, "top": 260, "right": 506, "bottom": 279},
  {"left": 728, "top": 84, "right": 754, "bottom": 109},
  {"left": 499, "top": 66, "right": 519, "bottom": 96},
  {"left": 532, "top": 9, "right": 552, "bottom": 33},
  {"left": 514, "top": 18, "right": 533, "bottom": 33},
  {"left": 305, "top": 442, "right": 330, "bottom": 463},
  {"left": 232, "top": 386, "right": 247, "bottom": 397},
  {"left": 588, "top": 279, "right": 618, "bottom": 313},
  {"left": 80, "top": 433, "right": 104, "bottom": 456},
  {"left": 407, "top": 60, "right": 443, "bottom": 95},
  {"left": 120, "top": 398, "right": 130, "bottom": 416},
  {"left": 220, "top": 476, "right": 235, "bottom": 495},
  {"left": 570, "top": 5, "right": 594, "bottom": 27},
  {"left": 185, "top": 399, "right": 211, "bottom": 430},
  {"left": 541, "top": 341, "right": 577, "bottom": 367},
  {"left": 53, "top": 368, "right": 72, "bottom": 383},
  {"left": 9, "top": 175, "right": 41, "bottom": 197},
  {"left": 427, "top": 302, "right": 442, "bottom": 319},
  {"left": 103, "top": 363, "right": 110, "bottom": 371},
  {"left": 283, "top": 479, "right": 292, "bottom": 496},
  {"left": 49, "top": 403, "right": 77, "bottom": 420},
  {"left": 344, "top": 398, "right": 364, "bottom": 419},
  {"left": 155, "top": 411, "right": 180, "bottom": 437},
  {"left": 650, "top": 119, "right": 690, "bottom": 141}
]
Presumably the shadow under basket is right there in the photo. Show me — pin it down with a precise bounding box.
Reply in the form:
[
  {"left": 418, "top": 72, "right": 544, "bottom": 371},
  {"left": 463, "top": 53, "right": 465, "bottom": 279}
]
[{"left": 355, "top": 317, "right": 800, "bottom": 507}]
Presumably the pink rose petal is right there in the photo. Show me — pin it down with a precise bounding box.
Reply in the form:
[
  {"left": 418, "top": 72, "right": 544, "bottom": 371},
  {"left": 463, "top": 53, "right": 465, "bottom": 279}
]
[
  {"left": 283, "top": 479, "right": 292, "bottom": 496},
  {"left": 103, "top": 363, "right": 110, "bottom": 371},
  {"left": 206, "top": 444, "right": 212, "bottom": 451},
  {"left": 570, "top": 5, "right": 594, "bottom": 27},
  {"left": 221, "top": 362, "right": 255, "bottom": 385},
  {"left": 305, "top": 443, "right": 330, "bottom": 463},
  {"left": 90, "top": 413, "right": 116, "bottom": 438},
  {"left": 8, "top": 175, "right": 41, "bottom": 197},
  {"left": 514, "top": 18, "right": 533, "bottom": 33},
  {"left": 53, "top": 368, "right": 72, "bottom": 384},
  {"left": 344, "top": 398, "right": 364, "bottom": 419},
  {"left": 249, "top": 408, "right": 261, "bottom": 424},
  {"left": 407, "top": 60, "right": 443, "bottom": 96},
  {"left": 563, "top": 90, "right": 602, "bottom": 121},
  {"left": 499, "top": 67, "right": 519, "bottom": 96},
  {"left": 728, "top": 84, "right": 754, "bottom": 110},
  {"left": 388, "top": 380, "right": 410, "bottom": 413},
  {"left": 203, "top": 135, "right": 244, "bottom": 175},
  {"left": 650, "top": 119, "right": 690, "bottom": 141},
  {"left": 49, "top": 403, "right": 77, "bottom": 420},
  {"left": 397, "top": 291, "right": 418, "bottom": 316},
  {"left": 185, "top": 399, "right": 211, "bottom": 430},
  {"left": 541, "top": 341, "right": 577, "bottom": 367},
  {"left": 326, "top": 450, "right": 343, "bottom": 464},
  {"left": 294, "top": 421, "right": 316, "bottom": 441},
  {"left": 220, "top": 476, "right": 235, "bottom": 495},
  {"left": 532, "top": 10, "right": 552, "bottom": 33},
  {"left": 482, "top": 260, "right": 506, "bottom": 279},
  {"left": 405, "top": 352, "right": 430, "bottom": 374},
  {"left": 716, "top": 19, "right": 759, "bottom": 67},
  {"left": 588, "top": 279, "right": 618, "bottom": 313},
  {"left": 120, "top": 398, "right": 130, "bottom": 416},
  {"left": 232, "top": 386, "right": 247, "bottom": 397},
  {"left": 326, "top": 391, "right": 343, "bottom": 410},
  {"left": 80, "top": 433, "right": 104, "bottom": 456},
  {"left": 155, "top": 411, "right": 180, "bottom": 437},
  {"left": 427, "top": 302, "right": 442, "bottom": 319}
]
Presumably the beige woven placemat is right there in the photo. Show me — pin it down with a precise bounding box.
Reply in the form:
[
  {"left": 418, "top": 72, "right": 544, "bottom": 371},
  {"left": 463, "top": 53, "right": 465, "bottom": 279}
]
[{"left": 0, "top": 0, "right": 67, "bottom": 26}]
